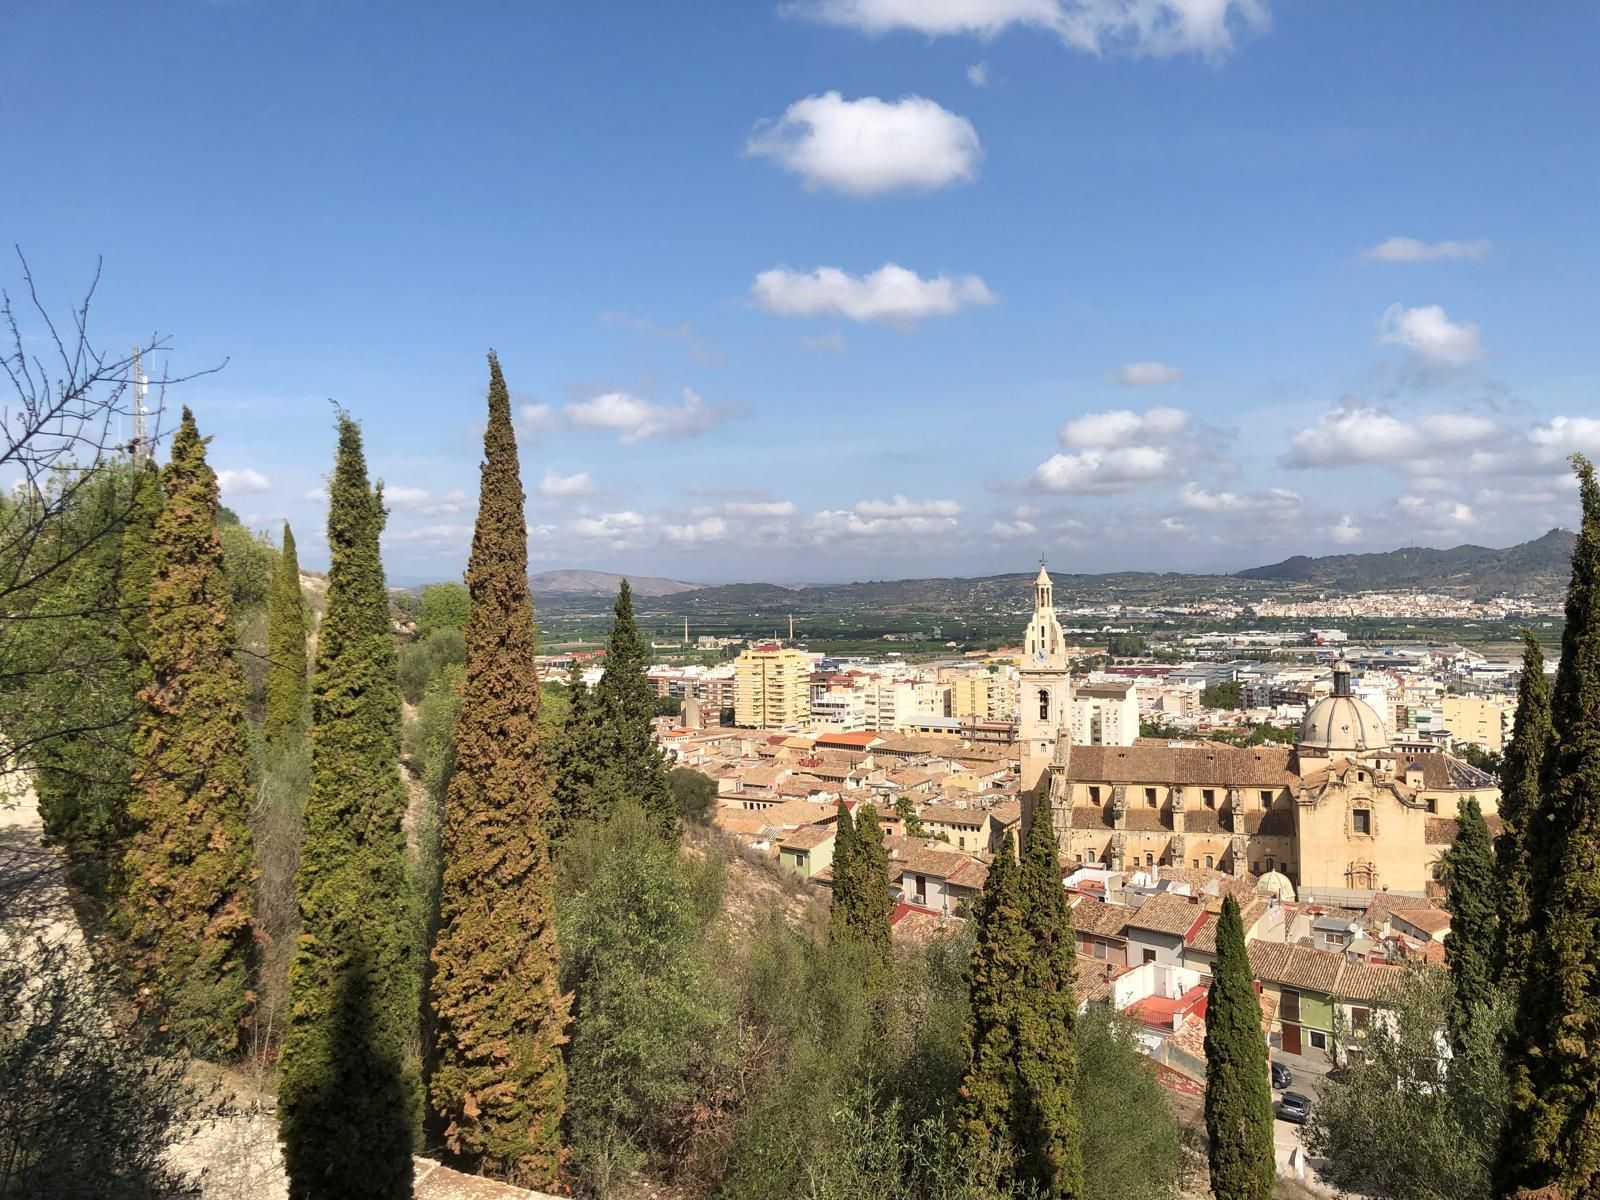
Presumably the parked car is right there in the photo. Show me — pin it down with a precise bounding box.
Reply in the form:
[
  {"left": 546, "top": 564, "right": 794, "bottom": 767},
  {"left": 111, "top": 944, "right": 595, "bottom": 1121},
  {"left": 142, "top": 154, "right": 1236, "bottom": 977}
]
[
  {"left": 1271, "top": 1061, "right": 1293, "bottom": 1090},
  {"left": 1275, "top": 1092, "right": 1311, "bottom": 1124}
]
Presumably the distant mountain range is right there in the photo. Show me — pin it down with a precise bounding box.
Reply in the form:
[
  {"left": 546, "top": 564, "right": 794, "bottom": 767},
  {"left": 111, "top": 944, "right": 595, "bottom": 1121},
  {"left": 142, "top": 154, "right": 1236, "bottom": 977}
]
[
  {"left": 528, "top": 569, "right": 700, "bottom": 598},
  {"left": 525, "top": 529, "right": 1577, "bottom": 612},
  {"left": 1236, "top": 528, "right": 1577, "bottom": 596}
]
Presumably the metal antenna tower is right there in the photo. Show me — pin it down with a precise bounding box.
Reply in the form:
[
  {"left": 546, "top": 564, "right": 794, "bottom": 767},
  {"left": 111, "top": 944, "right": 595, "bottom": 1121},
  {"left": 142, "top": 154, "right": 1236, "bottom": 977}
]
[{"left": 129, "top": 347, "right": 150, "bottom": 464}]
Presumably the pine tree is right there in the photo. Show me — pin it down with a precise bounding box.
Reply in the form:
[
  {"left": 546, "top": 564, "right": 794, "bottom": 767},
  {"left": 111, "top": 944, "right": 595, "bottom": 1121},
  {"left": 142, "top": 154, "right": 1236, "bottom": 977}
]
[
  {"left": 551, "top": 658, "right": 603, "bottom": 843},
  {"left": 594, "top": 579, "right": 675, "bottom": 836},
  {"left": 1440, "top": 797, "right": 1496, "bottom": 1048},
  {"left": 119, "top": 409, "right": 256, "bottom": 1055},
  {"left": 278, "top": 413, "right": 419, "bottom": 1200},
  {"left": 1204, "top": 894, "right": 1275, "bottom": 1200},
  {"left": 1495, "top": 629, "right": 1552, "bottom": 993},
  {"left": 263, "top": 520, "right": 309, "bottom": 744},
  {"left": 428, "top": 353, "right": 569, "bottom": 1189},
  {"left": 956, "top": 832, "right": 1027, "bottom": 1192},
  {"left": 1014, "top": 798, "right": 1083, "bottom": 1198},
  {"left": 829, "top": 799, "right": 859, "bottom": 942},
  {"left": 1499, "top": 455, "right": 1600, "bottom": 1199},
  {"left": 853, "top": 803, "right": 893, "bottom": 962}
]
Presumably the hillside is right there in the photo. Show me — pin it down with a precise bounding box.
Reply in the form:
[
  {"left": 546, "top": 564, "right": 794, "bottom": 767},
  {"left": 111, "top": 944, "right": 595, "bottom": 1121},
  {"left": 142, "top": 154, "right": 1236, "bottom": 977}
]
[
  {"left": 1236, "top": 528, "right": 1577, "bottom": 597},
  {"left": 527, "top": 568, "right": 701, "bottom": 597}
]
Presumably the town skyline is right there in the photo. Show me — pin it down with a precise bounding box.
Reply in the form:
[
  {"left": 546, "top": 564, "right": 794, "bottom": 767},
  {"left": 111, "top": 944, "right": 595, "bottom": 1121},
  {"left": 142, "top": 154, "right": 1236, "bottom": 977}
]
[{"left": 8, "top": 2, "right": 1599, "bottom": 580}]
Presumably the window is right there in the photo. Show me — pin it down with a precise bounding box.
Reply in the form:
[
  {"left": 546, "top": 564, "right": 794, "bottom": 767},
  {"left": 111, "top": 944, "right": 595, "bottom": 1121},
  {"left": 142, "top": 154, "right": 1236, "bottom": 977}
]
[
  {"left": 1145, "top": 853, "right": 1154, "bottom": 867},
  {"left": 1204, "top": 854, "right": 1214, "bottom": 869},
  {"left": 958, "top": 836, "right": 966, "bottom": 849},
  {"left": 1266, "top": 856, "right": 1275, "bottom": 873},
  {"left": 1353, "top": 810, "right": 1371, "bottom": 835},
  {"left": 1089, "top": 785, "right": 1102, "bottom": 804},
  {"left": 1260, "top": 789, "right": 1273, "bottom": 805},
  {"left": 1350, "top": 1006, "right": 1371, "bottom": 1031},
  {"left": 1075, "top": 853, "right": 1084, "bottom": 865},
  {"left": 1094, "top": 941, "right": 1109, "bottom": 961},
  {"left": 1038, "top": 689, "right": 1050, "bottom": 721},
  {"left": 1192, "top": 858, "right": 1200, "bottom": 869},
  {"left": 1143, "top": 949, "right": 1157, "bottom": 965},
  {"left": 1203, "top": 789, "right": 1216, "bottom": 808},
  {"left": 1309, "top": 1030, "right": 1328, "bottom": 1051},
  {"left": 1087, "top": 849, "right": 1097, "bottom": 864},
  {"left": 1145, "top": 787, "right": 1158, "bottom": 807},
  {"left": 913, "top": 875, "right": 926, "bottom": 901}
]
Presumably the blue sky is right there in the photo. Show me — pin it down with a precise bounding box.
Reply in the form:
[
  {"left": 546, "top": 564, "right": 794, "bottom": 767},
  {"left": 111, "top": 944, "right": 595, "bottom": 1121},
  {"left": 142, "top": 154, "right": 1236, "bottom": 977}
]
[{"left": 6, "top": 1, "right": 1598, "bottom": 583}]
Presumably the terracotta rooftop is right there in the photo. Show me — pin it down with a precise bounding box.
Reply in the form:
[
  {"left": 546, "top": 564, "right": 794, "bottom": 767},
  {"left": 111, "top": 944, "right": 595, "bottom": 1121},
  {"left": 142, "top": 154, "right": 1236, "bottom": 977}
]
[
  {"left": 1068, "top": 743, "right": 1299, "bottom": 788},
  {"left": 779, "top": 824, "right": 836, "bottom": 852},
  {"left": 1124, "top": 892, "right": 1207, "bottom": 939}
]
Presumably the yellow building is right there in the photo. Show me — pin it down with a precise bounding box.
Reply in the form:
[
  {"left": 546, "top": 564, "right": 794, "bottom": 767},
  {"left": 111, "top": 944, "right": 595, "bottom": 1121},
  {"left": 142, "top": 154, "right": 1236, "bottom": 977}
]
[
  {"left": 1441, "top": 696, "right": 1506, "bottom": 753},
  {"left": 735, "top": 643, "right": 811, "bottom": 729}
]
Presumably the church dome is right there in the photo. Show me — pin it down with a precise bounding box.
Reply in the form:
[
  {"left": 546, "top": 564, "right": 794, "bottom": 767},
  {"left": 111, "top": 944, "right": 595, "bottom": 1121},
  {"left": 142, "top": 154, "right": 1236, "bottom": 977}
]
[
  {"left": 1298, "top": 659, "right": 1389, "bottom": 755},
  {"left": 1256, "top": 871, "right": 1296, "bottom": 902}
]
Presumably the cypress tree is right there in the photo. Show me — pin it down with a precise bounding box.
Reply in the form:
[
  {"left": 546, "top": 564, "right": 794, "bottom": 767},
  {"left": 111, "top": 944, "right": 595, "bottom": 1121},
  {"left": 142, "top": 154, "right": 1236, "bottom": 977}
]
[
  {"left": 1500, "top": 454, "right": 1600, "bottom": 1199},
  {"left": 118, "top": 459, "right": 163, "bottom": 669},
  {"left": 1440, "top": 796, "right": 1496, "bottom": 1048},
  {"left": 1014, "top": 798, "right": 1083, "bottom": 1198},
  {"left": 594, "top": 579, "right": 675, "bottom": 836},
  {"left": 1203, "top": 894, "right": 1275, "bottom": 1200},
  {"left": 1495, "top": 629, "right": 1552, "bottom": 993},
  {"left": 551, "top": 658, "right": 603, "bottom": 842},
  {"left": 956, "top": 831, "right": 1027, "bottom": 1191},
  {"left": 263, "top": 520, "right": 310, "bottom": 744},
  {"left": 428, "top": 353, "right": 568, "bottom": 1188},
  {"left": 278, "top": 413, "right": 418, "bottom": 1200},
  {"left": 853, "top": 803, "right": 892, "bottom": 961},
  {"left": 119, "top": 409, "right": 257, "bottom": 1055},
  {"left": 829, "top": 799, "right": 859, "bottom": 942}
]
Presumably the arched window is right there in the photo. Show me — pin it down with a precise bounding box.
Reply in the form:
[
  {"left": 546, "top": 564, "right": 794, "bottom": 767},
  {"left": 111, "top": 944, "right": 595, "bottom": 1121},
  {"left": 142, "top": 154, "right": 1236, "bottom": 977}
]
[{"left": 1038, "top": 689, "right": 1050, "bottom": 721}]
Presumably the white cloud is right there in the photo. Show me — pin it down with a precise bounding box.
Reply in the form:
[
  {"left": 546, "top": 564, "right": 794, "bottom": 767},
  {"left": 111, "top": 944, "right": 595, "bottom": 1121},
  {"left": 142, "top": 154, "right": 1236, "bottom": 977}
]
[
  {"left": 801, "top": 333, "right": 847, "bottom": 354},
  {"left": 990, "top": 519, "right": 1037, "bottom": 538},
  {"left": 662, "top": 516, "right": 730, "bottom": 545},
  {"left": 217, "top": 467, "right": 271, "bottom": 495},
  {"left": 723, "top": 500, "right": 798, "bottom": 517},
  {"left": 518, "top": 401, "right": 556, "bottom": 437},
  {"left": 1362, "top": 237, "right": 1490, "bottom": 263},
  {"left": 1032, "top": 445, "right": 1171, "bottom": 494},
  {"left": 566, "top": 388, "right": 727, "bottom": 443},
  {"left": 384, "top": 485, "right": 432, "bottom": 507},
  {"left": 807, "top": 510, "right": 959, "bottom": 539},
  {"left": 1159, "top": 516, "right": 1190, "bottom": 533},
  {"left": 1058, "top": 406, "right": 1188, "bottom": 448},
  {"left": 1328, "top": 515, "right": 1363, "bottom": 544},
  {"left": 854, "top": 495, "right": 962, "bottom": 518},
  {"left": 539, "top": 469, "right": 597, "bottom": 498},
  {"left": 303, "top": 486, "right": 328, "bottom": 503},
  {"left": 1177, "top": 483, "right": 1301, "bottom": 514},
  {"left": 1112, "top": 361, "right": 1182, "bottom": 386},
  {"left": 1283, "top": 403, "right": 1500, "bottom": 468},
  {"left": 1378, "top": 303, "right": 1486, "bottom": 366},
  {"left": 967, "top": 61, "right": 990, "bottom": 86},
  {"left": 1530, "top": 416, "right": 1600, "bottom": 457},
  {"left": 752, "top": 263, "right": 996, "bottom": 327},
  {"left": 1397, "top": 494, "right": 1476, "bottom": 529},
  {"left": 746, "top": 92, "right": 981, "bottom": 196},
  {"left": 1014, "top": 504, "right": 1041, "bottom": 519},
  {"left": 419, "top": 488, "right": 471, "bottom": 517},
  {"left": 786, "top": 0, "right": 1271, "bottom": 61},
  {"left": 386, "top": 522, "right": 475, "bottom": 546},
  {"left": 569, "top": 511, "right": 651, "bottom": 548}
]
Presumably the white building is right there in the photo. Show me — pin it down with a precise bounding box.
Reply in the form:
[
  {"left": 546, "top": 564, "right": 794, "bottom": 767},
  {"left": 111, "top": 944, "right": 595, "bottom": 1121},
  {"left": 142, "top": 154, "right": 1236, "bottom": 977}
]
[{"left": 1071, "top": 679, "right": 1139, "bottom": 747}]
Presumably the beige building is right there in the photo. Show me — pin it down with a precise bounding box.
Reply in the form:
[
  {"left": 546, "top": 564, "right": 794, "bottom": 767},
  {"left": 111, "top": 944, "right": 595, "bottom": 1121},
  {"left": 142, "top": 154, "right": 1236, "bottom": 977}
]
[
  {"left": 1441, "top": 696, "right": 1507, "bottom": 753},
  {"left": 734, "top": 643, "right": 811, "bottom": 729},
  {"left": 1025, "top": 594, "right": 1501, "bottom": 897},
  {"left": 1020, "top": 565, "right": 1073, "bottom": 790}
]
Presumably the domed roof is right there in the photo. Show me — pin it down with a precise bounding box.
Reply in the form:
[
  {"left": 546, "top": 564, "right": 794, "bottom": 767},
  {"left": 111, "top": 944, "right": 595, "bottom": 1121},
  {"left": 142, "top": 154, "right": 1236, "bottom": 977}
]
[
  {"left": 1299, "top": 659, "right": 1389, "bottom": 755},
  {"left": 1256, "top": 871, "right": 1296, "bottom": 902}
]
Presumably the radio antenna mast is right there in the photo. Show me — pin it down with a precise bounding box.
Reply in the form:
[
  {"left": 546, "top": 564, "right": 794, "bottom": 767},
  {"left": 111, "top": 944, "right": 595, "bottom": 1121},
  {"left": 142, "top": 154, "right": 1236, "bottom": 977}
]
[{"left": 130, "top": 347, "right": 151, "bottom": 465}]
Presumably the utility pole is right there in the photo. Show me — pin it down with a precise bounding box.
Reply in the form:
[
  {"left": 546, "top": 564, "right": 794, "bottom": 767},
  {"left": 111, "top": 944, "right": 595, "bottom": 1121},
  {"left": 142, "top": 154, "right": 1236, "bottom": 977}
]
[{"left": 129, "top": 347, "right": 151, "bottom": 465}]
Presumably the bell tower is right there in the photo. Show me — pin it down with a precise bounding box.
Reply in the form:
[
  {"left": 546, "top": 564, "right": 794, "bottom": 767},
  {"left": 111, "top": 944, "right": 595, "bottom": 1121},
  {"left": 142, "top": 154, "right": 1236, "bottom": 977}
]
[{"left": 1020, "top": 563, "right": 1071, "bottom": 791}]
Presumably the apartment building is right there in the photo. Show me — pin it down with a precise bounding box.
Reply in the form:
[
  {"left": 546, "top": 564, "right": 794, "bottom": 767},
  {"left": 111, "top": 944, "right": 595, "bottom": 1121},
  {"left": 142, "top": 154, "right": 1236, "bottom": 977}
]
[{"left": 734, "top": 643, "right": 811, "bottom": 729}]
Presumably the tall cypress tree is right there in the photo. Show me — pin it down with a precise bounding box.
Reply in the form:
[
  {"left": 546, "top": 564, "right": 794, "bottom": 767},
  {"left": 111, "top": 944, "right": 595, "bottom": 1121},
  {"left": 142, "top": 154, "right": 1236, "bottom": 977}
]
[
  {"left": 853, "top": 803, "right": 892, "bottom": 962},
  {"left": 829, "top": 799, "right": 859, "bottom": 942},
  {"left": 1495, "top": 629, "right": 1552, "bottom": 993},
  {"left": 1500, "top": 455, "right": 1600, "bottom": 1200},
  {"left": 1440, "top": 796, "right": 1496, "bottom": 1048},
  {"left": 594, "top": 580, "right": 675, "bottom": 836},
  {"left": 263, "top": 520, "right": 310, "bottom": 745},
  {"left": 1014, "top": 798, "right": 1083, "bottom": 1198},
  {"left": 551, "top": 658, "right": 603, "bottom": 843},
  {"left": 956, "top": 832, "right": 1027, "bottom": 1190},
  {"left": 428, "top": 353, "right": 568, "bottom": 1189},
  {"left": 1203, "top": 893, "right": 1275, "bottom": 1200},
  {"left": 278, "top": 413, "right": 418, "bottom": 1200},
  {"left": 118, "top": 409, "right": 256, "bottom": 1056}
]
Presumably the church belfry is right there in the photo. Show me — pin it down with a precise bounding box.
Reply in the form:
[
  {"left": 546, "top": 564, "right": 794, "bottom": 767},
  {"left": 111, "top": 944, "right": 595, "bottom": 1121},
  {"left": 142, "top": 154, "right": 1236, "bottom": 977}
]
[{"left": 1020, "top": 564, "right": 1071, "bottom": 790}]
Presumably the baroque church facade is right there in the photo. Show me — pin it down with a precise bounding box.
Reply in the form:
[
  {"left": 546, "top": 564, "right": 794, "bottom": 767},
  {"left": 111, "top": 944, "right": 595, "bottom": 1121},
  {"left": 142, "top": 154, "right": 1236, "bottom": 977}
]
[{"left": 1020, "top": 567, "right": 1500, "bottom": 899}]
